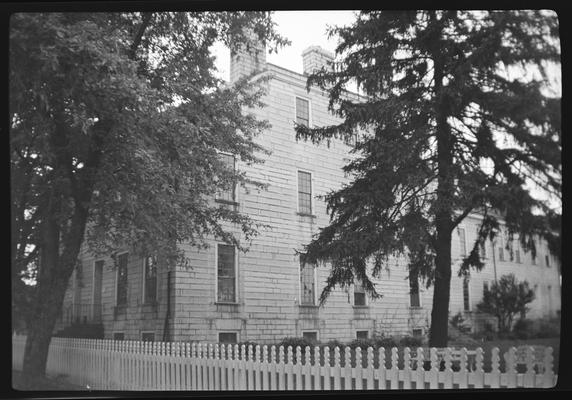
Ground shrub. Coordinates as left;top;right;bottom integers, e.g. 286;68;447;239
535;319;560;338
278;337;316;349
399;335;423;348
512;319;534;339
324;340;345;349
347;338;378;350
476;274;535;333
374;336;398;349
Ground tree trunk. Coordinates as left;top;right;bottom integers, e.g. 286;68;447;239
429;225;453;347
427;10;454;348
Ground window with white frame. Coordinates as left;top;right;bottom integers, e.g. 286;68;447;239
143;255;157;304
302;331;318;342
409;271;420;308
297;171;312;215
116;253;128;306
217;244;236;303
216;153;236;203
353;280;366;306
218;332;238;344
545;254;550;267
356;330;369;339
498;235;505;261
463;277;470;311
295;97;310;126
300;257;316;305
458;227;467;257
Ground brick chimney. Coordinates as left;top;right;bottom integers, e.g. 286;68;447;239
230;30;267;83
302;46;334;75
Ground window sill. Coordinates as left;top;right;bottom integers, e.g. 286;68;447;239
215;301;240;306
296;212;317;218
215;199;239;206
298;304;319;308
409;306;423;310
352;305;369;309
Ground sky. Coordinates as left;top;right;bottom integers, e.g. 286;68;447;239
213;11;358;81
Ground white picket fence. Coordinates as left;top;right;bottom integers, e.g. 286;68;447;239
12;335;557;390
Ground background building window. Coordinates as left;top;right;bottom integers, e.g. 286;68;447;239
218;332;238;344
483;281;489;295
409;271;420;307
216;154;236;202
463;278;470;311
531;252;537;265
296;97;310;126
217;245;236;302
412;328;423;337
116;253;128;306
498;236;505;261
354;281;366;306
356;330;369;339
515;249;521;264
141;332;155;342
458;228;466;257
144;256;157;304
298;171;312;214
545;254;550;267
113;332;124;341
300;258;316;305
302;331;318;342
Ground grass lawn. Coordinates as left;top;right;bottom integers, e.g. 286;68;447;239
12;370;86;391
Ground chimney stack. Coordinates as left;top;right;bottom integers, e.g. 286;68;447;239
230;30;267;83
302;46;334;75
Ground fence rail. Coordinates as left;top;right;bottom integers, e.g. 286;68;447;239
12;335;557;390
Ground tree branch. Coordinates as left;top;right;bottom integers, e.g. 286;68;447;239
128;12;153;61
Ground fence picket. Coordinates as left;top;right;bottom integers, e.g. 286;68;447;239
355;347;363;390
490;347;501;388
415;347;424;390
504;347;517;388
270;345;277;390
333;347;341;390
429;348;439;389
323;346;331;390
389;347;399;389
543;347;555;388
402;347;411;389
303;346;312;390
344;346;352;390
377;347;386;390
262;345;269;390
312;346;321;390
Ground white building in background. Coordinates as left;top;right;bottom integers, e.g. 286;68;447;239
56;37;561;344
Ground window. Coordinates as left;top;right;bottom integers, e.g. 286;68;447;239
218;332;238;344
458;228;466;257
545;254;550;267
113;332;124;341
353;281;367;306
216;154;236;202
141;332;155;342
463;278;470;311
297;171;312;215
409;272;420;308
483;281;489;295
531;252;537;265
300;257;316;305
515;249;521;264
498;236;505;262
412;328;423;337
217;244;236;303
143;256;157;304
302;331;318;342
116;253;128;306
356;330;369;339
295;97;310;126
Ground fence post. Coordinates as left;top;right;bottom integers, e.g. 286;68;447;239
378;347;386;390
365;347;374;389
333;347;341;390
389;347;399;389
429;348;439;389
504;347;517;388
312;346;321;390
279;346;286;390
343;346;352;390
402;347;411;389
490;347;501;388
295;346;303;390
542;347;555;388
303;346;312;390
443;347;453;389
473;347;484;388
262;345;269;390
323;346;331;390
524;346;535;388
458;348;468;388
270;345;277;390
355;347;363;390
415;347;424;390
255;345;262;391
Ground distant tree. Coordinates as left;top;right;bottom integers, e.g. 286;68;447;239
295;10;560;347
477;274;535;332
10;11;287;384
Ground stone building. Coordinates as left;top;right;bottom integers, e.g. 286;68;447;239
56;39;561;343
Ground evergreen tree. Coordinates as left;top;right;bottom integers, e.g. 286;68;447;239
295;10;560;347
10;11;287;385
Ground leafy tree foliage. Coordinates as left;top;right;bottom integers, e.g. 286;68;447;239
477;274;535;332
10;11;287;382
295;10;560;346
